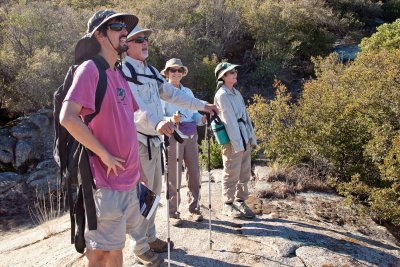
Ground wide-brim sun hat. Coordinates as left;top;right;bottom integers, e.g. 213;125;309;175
160;58;189;77
215;62;240;81
127;25;153;41
87;10;138;38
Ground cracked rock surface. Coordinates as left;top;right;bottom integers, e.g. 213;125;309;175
0;169;399;267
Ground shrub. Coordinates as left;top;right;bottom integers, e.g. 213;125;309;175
0;2;87;113
248;21;400;226
360;19;400;51
199;137;223;170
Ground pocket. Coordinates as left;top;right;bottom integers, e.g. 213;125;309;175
94;189;122;220
137;84;152;103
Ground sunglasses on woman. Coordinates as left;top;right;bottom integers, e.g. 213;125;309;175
168;68;184;73
107;23;127;32
128;36;149;44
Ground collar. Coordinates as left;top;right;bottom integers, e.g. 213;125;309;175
125;56;147;70
222;84;236;95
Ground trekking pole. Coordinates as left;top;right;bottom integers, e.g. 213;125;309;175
206;114;214;250
197;119;208;211
175;111;181;220
163;135;171;267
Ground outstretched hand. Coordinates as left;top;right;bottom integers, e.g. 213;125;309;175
203;103;219;117
99;153;126;177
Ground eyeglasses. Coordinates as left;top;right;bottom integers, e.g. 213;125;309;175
168;68;184;73
107;23;127;32
226;69;237;75
128;36;149;44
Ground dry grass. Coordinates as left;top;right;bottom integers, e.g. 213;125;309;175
255;162;333;199
28;177;65;238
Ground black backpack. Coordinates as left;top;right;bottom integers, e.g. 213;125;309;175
53;35;108;253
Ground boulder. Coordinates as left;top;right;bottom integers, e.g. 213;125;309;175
14;140;35;169
0;135;15;164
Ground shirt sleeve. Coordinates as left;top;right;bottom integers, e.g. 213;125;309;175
215;91;244;153
160;82;206;111
64;61;99;116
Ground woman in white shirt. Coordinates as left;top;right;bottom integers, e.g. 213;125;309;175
161;58;207;226
213;62;257;218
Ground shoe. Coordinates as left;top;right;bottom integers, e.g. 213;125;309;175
188;210;203;222
222;203;242;218
234;201;255;218
135;249;164;266
149;237;174;253
170;216;183;227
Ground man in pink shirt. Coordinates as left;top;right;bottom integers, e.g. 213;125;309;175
60;10;163;267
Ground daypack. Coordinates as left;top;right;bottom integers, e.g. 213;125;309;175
53;35;108;253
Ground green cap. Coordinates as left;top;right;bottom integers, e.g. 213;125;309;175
214;62;239;81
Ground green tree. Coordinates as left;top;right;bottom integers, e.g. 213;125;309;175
360;19;400;51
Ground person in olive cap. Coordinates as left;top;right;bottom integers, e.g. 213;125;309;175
213;62;257;219
59;10;157;266
121;25;218;258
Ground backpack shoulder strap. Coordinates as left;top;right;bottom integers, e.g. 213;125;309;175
84;56;108;124
147;65;164;84
124;61;143;85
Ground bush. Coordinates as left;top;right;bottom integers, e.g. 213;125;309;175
360;19;400;51
383;0;400;22
199;137;223;170
248;20;400;226
0;2;87;113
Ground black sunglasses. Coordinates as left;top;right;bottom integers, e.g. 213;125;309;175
128;36;149;44
107;23;127;32
168;68;184;73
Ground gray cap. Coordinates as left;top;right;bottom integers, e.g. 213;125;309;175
87;10;138;37
127;25;153;41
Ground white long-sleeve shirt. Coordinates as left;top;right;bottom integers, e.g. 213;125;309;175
214;85;257;153
122;57;206;147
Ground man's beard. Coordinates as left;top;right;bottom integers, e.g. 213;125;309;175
116;44;128;54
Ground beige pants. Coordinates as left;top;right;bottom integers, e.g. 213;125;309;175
129;142;163;254
167;133;201;216
221;142;251;203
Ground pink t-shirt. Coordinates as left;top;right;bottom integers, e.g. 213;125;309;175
65;60;140;191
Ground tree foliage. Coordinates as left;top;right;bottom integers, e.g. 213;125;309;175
0;0;388;113
248;19;400;226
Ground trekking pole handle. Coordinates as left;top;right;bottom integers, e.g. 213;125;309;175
173;130;184;144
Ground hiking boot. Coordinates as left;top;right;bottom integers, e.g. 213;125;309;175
149;238;174;253
234;201;255;218
135;249;164;266
222;203;242;218
170;216;183;227
188;210;203;222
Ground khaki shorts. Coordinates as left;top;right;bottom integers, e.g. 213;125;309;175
85;187;141;251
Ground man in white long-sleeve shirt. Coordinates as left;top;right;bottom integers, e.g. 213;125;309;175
121;25;217;262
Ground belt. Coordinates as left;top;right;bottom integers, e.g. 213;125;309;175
138;131;160;160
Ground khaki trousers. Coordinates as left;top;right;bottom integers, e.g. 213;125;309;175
129;142;162;254
221;142;251;203
167;133;201;216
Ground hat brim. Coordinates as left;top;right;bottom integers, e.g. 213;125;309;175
88;13;138;37
127;29;153;41
161;64;189;77
217;64;240;80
